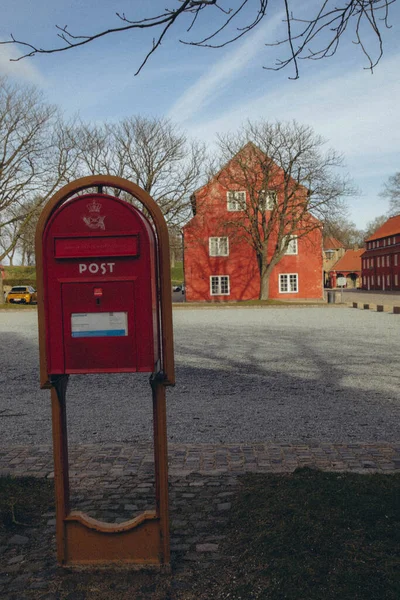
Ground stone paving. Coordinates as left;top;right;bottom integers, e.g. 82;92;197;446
0;442;399;599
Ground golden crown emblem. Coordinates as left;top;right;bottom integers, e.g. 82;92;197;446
87;199;102;213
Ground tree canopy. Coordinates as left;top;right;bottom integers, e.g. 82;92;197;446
1;0;395;79
381;172;400;216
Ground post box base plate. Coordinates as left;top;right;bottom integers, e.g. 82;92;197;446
62;510;169;567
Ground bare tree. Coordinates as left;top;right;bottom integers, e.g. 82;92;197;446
0;1;394;79
0;78;79;302
112;116;205;227
381;172;400;216
212;121;351;299
363;214;388;239
73;121;124;179
323;215;365;248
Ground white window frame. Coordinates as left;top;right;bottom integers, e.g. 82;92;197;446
387;255;390;267
395;274;398;286
210;275;230;296
395;254;398;266
282;235;298;255
279;273;298;294
377;275;381;285
209;237;229;257
387;274;390;286
227;191;246;212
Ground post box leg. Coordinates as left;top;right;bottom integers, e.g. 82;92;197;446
50;375;70;564
151;378;170;565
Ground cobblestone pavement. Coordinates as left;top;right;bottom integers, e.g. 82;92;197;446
0;442;399;598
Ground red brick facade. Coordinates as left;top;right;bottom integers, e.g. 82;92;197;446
183;150;323;302
361;215;400;291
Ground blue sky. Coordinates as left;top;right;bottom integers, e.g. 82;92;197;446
1;0;399;229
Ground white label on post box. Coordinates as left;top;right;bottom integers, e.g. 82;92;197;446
71;312;128;337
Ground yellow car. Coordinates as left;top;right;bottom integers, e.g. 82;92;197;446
6;285;37;304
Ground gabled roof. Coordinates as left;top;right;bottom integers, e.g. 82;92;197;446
323;237;344;250
366;215;400;241
191;141;309;203
331;249;364;272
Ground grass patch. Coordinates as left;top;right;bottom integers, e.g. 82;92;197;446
205;468;400;600
0;475;54;530
4;266;36;279
171;261;183;285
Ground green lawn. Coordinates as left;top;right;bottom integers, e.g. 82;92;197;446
171;261;183;285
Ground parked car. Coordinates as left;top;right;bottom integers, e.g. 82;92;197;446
6;285;37;304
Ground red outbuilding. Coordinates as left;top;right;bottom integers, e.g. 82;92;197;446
361;215;400;291
329;248;363;288
183;145;323;302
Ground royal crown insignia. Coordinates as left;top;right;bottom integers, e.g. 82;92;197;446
83;198;105;230
87;199;102;213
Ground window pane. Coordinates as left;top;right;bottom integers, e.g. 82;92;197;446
280;275;288;292
220;238;228;255
221;276;229;294
289;274;298;292
211;277;219;294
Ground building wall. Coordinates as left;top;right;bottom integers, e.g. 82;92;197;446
184;178;323;302
361;234;400;291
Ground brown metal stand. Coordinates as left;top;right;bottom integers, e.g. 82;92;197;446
50;375;70;564
49;375;170;567
151;376;170;564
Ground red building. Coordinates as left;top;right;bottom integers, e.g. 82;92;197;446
361;215;400;291
183;146;323;302
329;249;363;288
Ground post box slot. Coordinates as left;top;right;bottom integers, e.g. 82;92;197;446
54;235;139;259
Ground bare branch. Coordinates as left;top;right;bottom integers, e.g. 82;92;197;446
0;1;394;78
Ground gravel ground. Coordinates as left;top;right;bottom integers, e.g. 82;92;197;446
0;307;399;446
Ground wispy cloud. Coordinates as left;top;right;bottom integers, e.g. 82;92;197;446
167;11;284;124
186;52;400;162
0;43;45;84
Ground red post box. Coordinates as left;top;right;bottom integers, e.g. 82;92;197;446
42;193;160;375
36;176;174;568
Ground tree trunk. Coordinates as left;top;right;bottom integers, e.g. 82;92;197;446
257;253;272;300
259;268;271;300
0;277;4;305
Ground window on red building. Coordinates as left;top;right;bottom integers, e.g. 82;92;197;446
210;275;230;295
282;235;298;255
227;191;246;211
209;237;229;257
279;273;298;293
259;190;277;211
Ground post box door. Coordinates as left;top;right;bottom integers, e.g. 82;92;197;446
62;281;138;373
